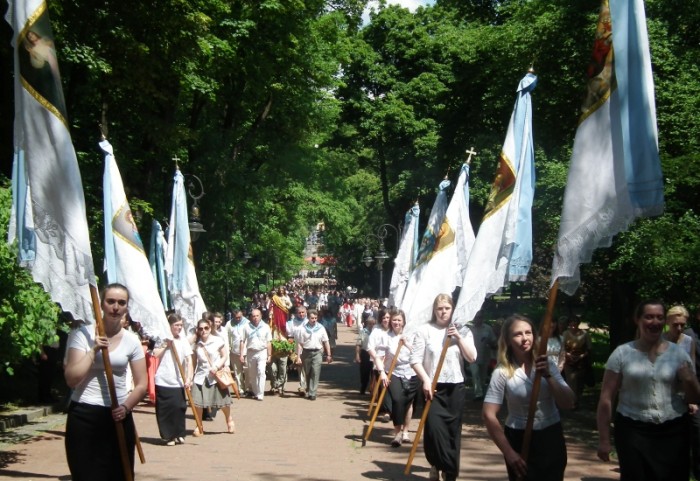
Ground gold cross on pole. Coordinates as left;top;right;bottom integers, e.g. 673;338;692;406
465;147;477;164
172;155;180;169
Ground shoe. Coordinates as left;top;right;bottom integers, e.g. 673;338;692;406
380;413;391;422
245;391;254;398
227;417;236;434
308;395;316;400
255;396;263;401
441;472;457;481
192;428;203;437
390;432;402;448
165;439;176;446
176;437;185;444
429;466;439;481
401;432;410;444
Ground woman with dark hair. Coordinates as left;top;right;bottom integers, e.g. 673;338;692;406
368;308;392;421
410;294;477;481
64;283;146;481
597;300;700;481
483;315;574;481
153;313;193;445
191;318;234;436
374;309;418;447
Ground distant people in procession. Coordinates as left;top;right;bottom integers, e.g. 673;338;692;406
562;315;592;408
64;283;146;481
355;316;376;395
410;294;477;481
482;315;575;481
597;300;700;481
293;309;332;400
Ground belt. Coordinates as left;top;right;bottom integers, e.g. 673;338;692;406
303;348;320;352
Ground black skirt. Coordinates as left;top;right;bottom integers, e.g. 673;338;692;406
65;402;136;481
504;422;567;481
155;385;187;440
424;383;466;476
614;412;690;481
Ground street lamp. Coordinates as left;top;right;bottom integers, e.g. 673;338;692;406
185;173;206;242
362;224;399;298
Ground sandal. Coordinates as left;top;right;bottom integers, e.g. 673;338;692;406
192;427;203;437
227;417;236;434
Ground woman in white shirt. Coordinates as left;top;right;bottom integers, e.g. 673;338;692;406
367;309;392;420
410;294;477;481
597;300;700;481
483;314;574;481
191;318;234;436
64;283;147;481
153;313;193;445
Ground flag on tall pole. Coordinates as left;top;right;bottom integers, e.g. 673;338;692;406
101;139;170;340
6;0;96;323
403;164;475;327
165;168;207;333
551;0;664;294
454;72;537;324
388;202;420;309
149;220;170;311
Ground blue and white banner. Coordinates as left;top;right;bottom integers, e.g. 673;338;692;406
455;72;537;324
149;220;170;311
388;202;420;309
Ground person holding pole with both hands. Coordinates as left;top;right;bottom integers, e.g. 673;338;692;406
64;283;146;481
409;294;477;481
482;314;574;481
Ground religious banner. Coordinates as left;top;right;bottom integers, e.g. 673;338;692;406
6;0;96;323
551;0;664;294
149;220;170;311
388;202;420;309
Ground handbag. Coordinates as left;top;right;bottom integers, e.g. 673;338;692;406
200;345;238;394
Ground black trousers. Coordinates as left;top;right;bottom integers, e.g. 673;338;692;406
388;375;418;426
424;383;465;476
155;385;187;440
615;412;690;481
65;402;136;481
504;422;567;481
359;349;372;394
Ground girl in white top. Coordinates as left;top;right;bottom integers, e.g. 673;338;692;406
665;305;695;368
153;313;193;445
483;315;574;481
409;294;477;481
597;300;700;481
367;309;392;418
64;283;146;481
374;309;418;447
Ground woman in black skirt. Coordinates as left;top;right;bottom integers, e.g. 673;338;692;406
153;313;193;445
64;283;147;481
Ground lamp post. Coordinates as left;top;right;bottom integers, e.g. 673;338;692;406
362;224;399;299
185;173;206;242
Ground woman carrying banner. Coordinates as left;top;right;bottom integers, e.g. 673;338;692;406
374;308;419;447
597;300;700;481
482;314;574;481
192;318;234;435
64;283;146;481
152;313;193;445
410;294;477;481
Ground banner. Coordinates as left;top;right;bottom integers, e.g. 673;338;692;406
388;202;420;309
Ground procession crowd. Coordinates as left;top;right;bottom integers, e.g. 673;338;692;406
61;282;700;481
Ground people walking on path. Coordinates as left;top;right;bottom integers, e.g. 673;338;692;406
226;309;250;395
355;316;375;395
240;309;272;401
286;306;309;395
293;309;332;400
410;294;477;481
152;312;193;445
469;311;497;401
63;283;147;481
483;314;574;481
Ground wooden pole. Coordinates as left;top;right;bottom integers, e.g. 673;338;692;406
89;286;134;481
169;343;204;435
363;339;404;444
134;426;145;463
367;369;382;415
405;330;452;475
520;280;560;462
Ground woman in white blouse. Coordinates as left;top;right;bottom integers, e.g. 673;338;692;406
482;314;574;481
597;300;700;481
410;294;476;481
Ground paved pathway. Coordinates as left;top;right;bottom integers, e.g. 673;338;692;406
0;324;620;480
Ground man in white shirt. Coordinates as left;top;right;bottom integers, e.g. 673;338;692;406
293;309;332;400
227;309;250;395
239;309;272;401
286;306;308;395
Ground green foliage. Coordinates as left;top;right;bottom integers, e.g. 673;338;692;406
0;181;62;375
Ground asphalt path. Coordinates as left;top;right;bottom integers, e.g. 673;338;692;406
0;323;620;480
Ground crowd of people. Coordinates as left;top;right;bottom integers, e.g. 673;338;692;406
61;281;700;481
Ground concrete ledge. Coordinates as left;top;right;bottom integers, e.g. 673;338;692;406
0;405;59;432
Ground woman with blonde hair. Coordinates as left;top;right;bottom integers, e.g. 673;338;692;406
665;305;695;368
410;294;477;481
483;314;574;481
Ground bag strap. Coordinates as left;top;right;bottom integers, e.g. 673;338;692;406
198;343;219;371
